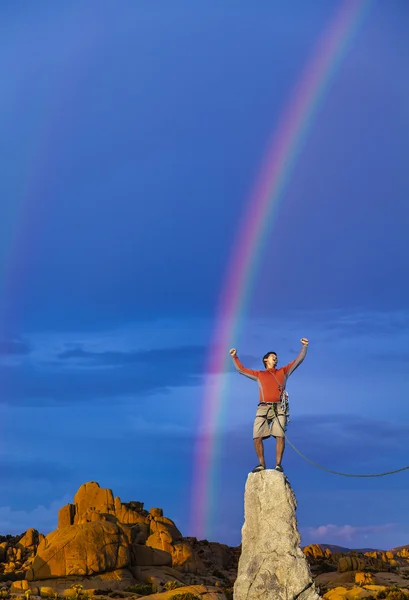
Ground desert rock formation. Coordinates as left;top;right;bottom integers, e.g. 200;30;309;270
234;470;320;600
1;481;237;594
1;482;409;600
27;482;192;582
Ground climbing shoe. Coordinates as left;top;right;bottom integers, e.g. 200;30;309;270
275;465;284;473
251;464;265;473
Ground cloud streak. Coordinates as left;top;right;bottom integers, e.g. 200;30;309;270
0;342;209;405
303;523;396;542
0;458;74;484
56;344;206;366
0;338;30;356
0;496;71;536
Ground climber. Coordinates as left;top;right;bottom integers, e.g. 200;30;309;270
229;338;308;473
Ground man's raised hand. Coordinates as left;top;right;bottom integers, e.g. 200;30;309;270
300;338;309;346
229;348;237;357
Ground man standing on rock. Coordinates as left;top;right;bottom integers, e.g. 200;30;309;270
229;339;308;473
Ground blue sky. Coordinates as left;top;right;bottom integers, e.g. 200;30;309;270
0;0;408;551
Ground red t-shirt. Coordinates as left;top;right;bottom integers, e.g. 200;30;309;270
232;346;307;403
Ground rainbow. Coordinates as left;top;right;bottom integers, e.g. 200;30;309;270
191;0;372;540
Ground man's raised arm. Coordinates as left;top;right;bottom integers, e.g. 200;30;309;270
282;338;309;377
229;348;259;381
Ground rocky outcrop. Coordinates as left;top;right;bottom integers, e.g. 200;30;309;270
234;470;320;600
337;553;397;574
393;545;409;562
322;585;390;600
26;482;205;582
187;538;240;583
364;550;398;567
57;482;149;529
305;546;400;577
304;545;332;560
0;529;44;579
303;545;337;576
27;521;131;579
354;572;375;586
337;557;366;573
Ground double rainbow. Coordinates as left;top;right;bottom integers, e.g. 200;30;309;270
191;0;372;541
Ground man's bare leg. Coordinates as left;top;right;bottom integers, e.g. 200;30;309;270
254;438;265;468
276;437;285;467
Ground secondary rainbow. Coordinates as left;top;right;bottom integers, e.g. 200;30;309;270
191;0;372;540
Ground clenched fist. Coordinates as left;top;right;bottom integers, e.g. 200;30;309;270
229;348;237;357
300;338;309;346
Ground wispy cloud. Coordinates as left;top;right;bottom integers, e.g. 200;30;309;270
0;457;74;484
0;341;208;405
56;344;206;367
0;338;30;356
0;495;71;535
303;523;396;543
128;415;191;435
0;362;202;405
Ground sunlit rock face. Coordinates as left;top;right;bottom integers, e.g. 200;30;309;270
234;470;320;600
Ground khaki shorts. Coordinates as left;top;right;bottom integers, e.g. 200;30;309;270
253;403;287;439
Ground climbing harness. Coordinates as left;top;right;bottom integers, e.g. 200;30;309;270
267;370;290;421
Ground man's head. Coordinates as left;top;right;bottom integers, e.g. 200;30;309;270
262;352;277;369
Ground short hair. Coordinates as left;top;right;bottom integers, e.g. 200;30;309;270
262;351;277;367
